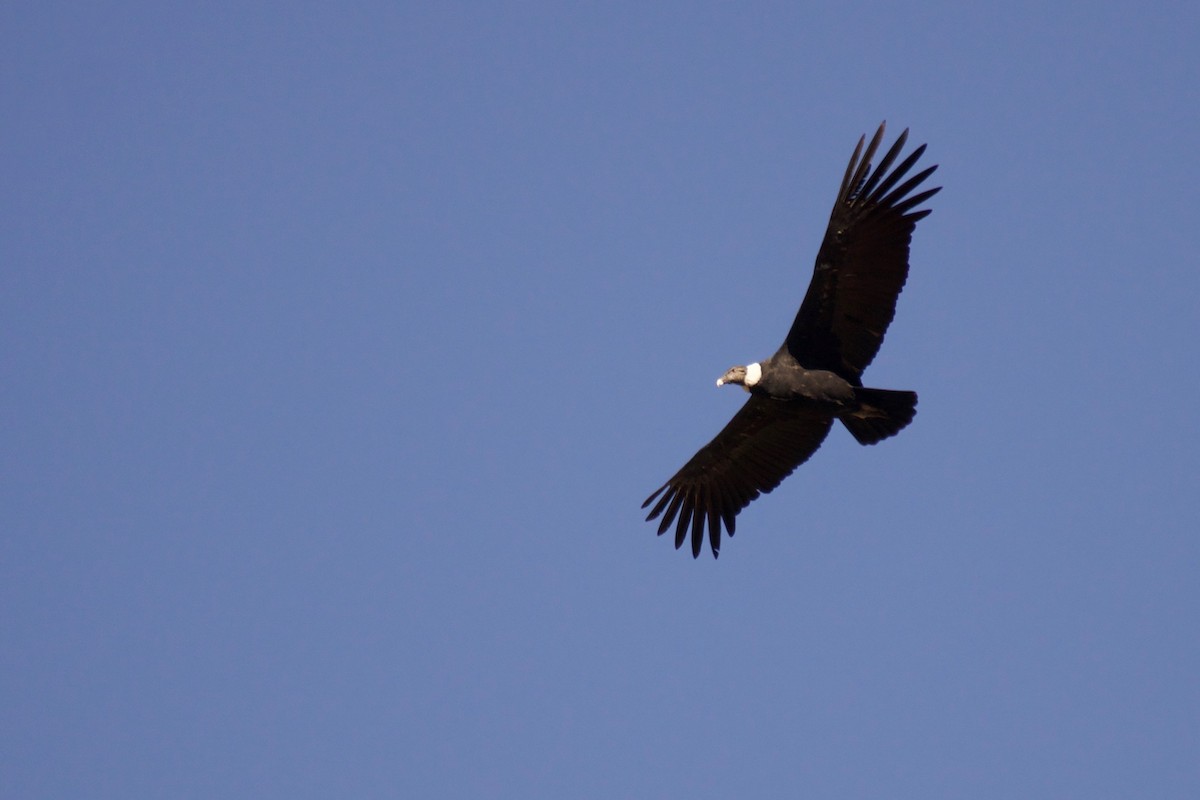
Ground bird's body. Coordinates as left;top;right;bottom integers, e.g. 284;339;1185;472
727;357;855;408
644;123;939;558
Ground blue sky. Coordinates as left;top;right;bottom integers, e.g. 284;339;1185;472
4;2;1199;797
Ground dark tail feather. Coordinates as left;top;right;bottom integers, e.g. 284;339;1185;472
842;388;917;445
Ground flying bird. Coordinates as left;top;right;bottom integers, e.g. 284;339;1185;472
643;123;939;558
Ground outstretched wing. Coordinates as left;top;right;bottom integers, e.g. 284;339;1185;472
785;123;940;381
642;396;834;558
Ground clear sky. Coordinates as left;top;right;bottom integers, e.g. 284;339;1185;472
4;2;1199;797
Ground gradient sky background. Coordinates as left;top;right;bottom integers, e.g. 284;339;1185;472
4;2;1199;798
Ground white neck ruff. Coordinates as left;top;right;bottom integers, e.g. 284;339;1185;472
744;362;762;387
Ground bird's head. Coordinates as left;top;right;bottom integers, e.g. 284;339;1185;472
716;362;761;392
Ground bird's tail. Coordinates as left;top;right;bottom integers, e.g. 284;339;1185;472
842;388;918;445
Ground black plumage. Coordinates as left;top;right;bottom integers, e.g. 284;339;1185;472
643;123;940;558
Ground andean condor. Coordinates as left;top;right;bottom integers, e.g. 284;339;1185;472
643;123;940;558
